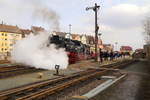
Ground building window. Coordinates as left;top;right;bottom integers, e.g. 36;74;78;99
1;48;3;51
5;34;7;36
2;33;4;36
5;38;7;40
10;44;13;46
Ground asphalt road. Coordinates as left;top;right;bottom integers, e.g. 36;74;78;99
91;60;150;100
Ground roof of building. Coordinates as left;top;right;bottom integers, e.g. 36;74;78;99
71;34;81;39
53;31;66;37
121;46;132;51
102;44;114;51
87;35;95;41
103;44;112;46
20;29;32;35
0;24;46;36
31;26;45;32
0;24;21;33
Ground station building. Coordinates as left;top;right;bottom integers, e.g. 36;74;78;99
144;44;150;59
0;24;46;60
120;46;133;55
0;24;22;59
102;44;114;52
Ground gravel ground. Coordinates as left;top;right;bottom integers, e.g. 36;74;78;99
90;60;150;100
0;69;79;91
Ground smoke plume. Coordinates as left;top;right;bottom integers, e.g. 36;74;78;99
11;32;68;70
32;4;60;31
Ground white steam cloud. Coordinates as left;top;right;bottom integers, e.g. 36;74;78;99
11;32;68;70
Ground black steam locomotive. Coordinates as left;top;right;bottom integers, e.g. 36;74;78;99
49;35;90;64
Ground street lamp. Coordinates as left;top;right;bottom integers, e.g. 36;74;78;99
86;3;100;62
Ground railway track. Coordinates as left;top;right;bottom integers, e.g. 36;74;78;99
0;65;21;72
0;59;135;79
0;65;44;79
0;69;106;100
0;60;136;100
102;60;136;69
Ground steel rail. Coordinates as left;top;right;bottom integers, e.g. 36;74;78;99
0;65;42;79
0;69;98;100
16;70;107;100
0;60;136;100
0;66;23;72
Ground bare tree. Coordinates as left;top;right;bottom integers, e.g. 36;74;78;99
144;17;150;44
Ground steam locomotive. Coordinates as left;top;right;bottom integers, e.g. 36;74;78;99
49;35;90;64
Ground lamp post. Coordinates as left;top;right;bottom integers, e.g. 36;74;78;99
68;24;72;39
86;3;100;62
115;42;118;51
69;24;72;34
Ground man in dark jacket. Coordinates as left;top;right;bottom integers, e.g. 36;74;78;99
99;49;103;63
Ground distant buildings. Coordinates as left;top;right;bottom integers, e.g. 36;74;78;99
135;48;144;53
120;46;133;54
0;24;118;60
31;26;45;34
102;44;114;52
72;34;81;41
0;24;22;59
0;24;45;60
144;44;150;59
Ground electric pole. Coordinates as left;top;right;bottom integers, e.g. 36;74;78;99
86;3;100;62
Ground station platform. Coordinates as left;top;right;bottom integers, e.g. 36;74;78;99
90;60;150;100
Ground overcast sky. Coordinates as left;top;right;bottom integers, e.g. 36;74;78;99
0;0;150;50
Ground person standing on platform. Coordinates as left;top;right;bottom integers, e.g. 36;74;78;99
110;50;114;61
99;49;103;63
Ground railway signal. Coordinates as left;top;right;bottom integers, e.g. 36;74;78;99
86;3;100;62
54;65;60;75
